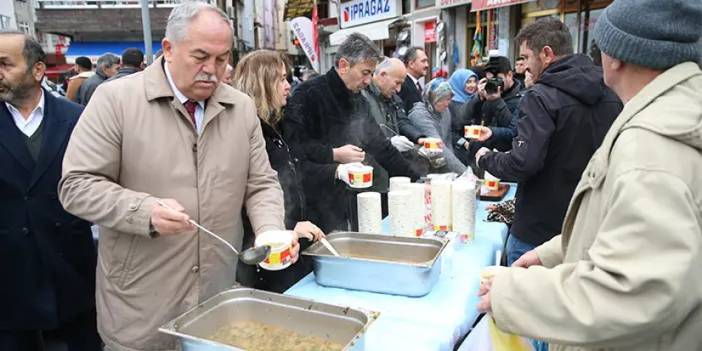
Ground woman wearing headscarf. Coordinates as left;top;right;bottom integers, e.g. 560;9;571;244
447;69;479;120
407;78;467;174
232;50;325;293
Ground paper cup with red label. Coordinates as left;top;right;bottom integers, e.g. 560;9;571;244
484;170;501;191
464;125;483;139
422;137;444;152
347;164;373;189
255;230;295;271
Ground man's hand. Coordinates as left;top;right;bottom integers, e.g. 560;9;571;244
390;135;415;152
333;144;365;163
475;147;490;166
294;221;325;241
477;275;494;314
511;249;542;268
290;235;300;264
524;70;534;89
151;199;194;235
335;162;363;186
476;127;493;142
477;78;502;101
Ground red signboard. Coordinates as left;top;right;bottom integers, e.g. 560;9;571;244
471;0;534;12
424;21;436;43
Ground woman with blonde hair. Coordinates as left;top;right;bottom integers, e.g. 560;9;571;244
232;50;324;292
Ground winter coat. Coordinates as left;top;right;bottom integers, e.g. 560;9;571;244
58;57;285;350
1;90;96;330
283;68;420;233
454;79;523;156
478;54;622;246
76;67;109;105
237;119;313;293
491;61;702;351
66;71;94;102
106;66;140;82
408;101;466;174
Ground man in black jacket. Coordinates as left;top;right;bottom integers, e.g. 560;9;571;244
106;47;143;82
398;47;429;113
0;31;99;351
284;33;420;233
454;55;523;165
475;18;622;265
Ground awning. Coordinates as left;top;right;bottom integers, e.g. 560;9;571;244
65;41;162;63
329;19;396;46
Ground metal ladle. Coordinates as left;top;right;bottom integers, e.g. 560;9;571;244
156;200;271;265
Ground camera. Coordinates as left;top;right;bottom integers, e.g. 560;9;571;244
484;77;504;95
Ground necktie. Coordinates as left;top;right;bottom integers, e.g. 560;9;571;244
183;100;197;126
416;81;422;93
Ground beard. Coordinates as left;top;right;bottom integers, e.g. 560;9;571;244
0;74;35;106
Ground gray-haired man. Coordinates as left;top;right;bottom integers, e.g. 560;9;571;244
283;33;421;233
76;52;119;105
59;2;292;350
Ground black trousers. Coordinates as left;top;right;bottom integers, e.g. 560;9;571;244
0;309;101;351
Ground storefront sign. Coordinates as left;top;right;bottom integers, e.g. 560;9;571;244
471;0;534;12
424;21;436;43
339;0;401;28
437;0;471;9
290;16;320;72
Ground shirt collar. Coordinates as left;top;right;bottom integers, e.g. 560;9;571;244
164;61;205;108
409;74;421;86
5;88;45;120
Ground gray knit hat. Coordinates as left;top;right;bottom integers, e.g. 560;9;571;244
593;0;702;70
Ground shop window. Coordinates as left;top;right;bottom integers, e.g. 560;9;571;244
416;0;434;10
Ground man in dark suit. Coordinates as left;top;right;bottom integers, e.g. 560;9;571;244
0;31;100;351
398;46;429;113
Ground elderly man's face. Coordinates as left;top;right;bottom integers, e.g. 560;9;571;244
103;64;119;78
163;10;232;101
0;34;43;105
338;58;376;93
376;68;406;98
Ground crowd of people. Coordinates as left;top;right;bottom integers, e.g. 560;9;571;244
0;0;700;350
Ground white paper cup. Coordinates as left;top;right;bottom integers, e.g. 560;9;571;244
255;230;295;271
464;125;482;139
484;171;501;191
347;164;373;189
422;137;444;151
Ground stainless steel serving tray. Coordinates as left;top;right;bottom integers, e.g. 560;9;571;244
159;287;378;351
302;232;447;297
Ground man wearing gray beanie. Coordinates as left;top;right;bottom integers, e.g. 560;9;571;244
476;1;702;351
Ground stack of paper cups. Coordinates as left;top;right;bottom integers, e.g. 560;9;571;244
403;183;426;237
389;176;411;192
452;179;477;243
357;192;382;233
431;179;452;232
388;190;413;236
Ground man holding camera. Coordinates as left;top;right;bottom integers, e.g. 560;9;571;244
475;18;622;265
454;56;522;164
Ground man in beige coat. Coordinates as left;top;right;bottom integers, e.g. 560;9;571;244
478;1;702;350
59;3;295;350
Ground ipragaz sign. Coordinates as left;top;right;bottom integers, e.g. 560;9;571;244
339;0;400;28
